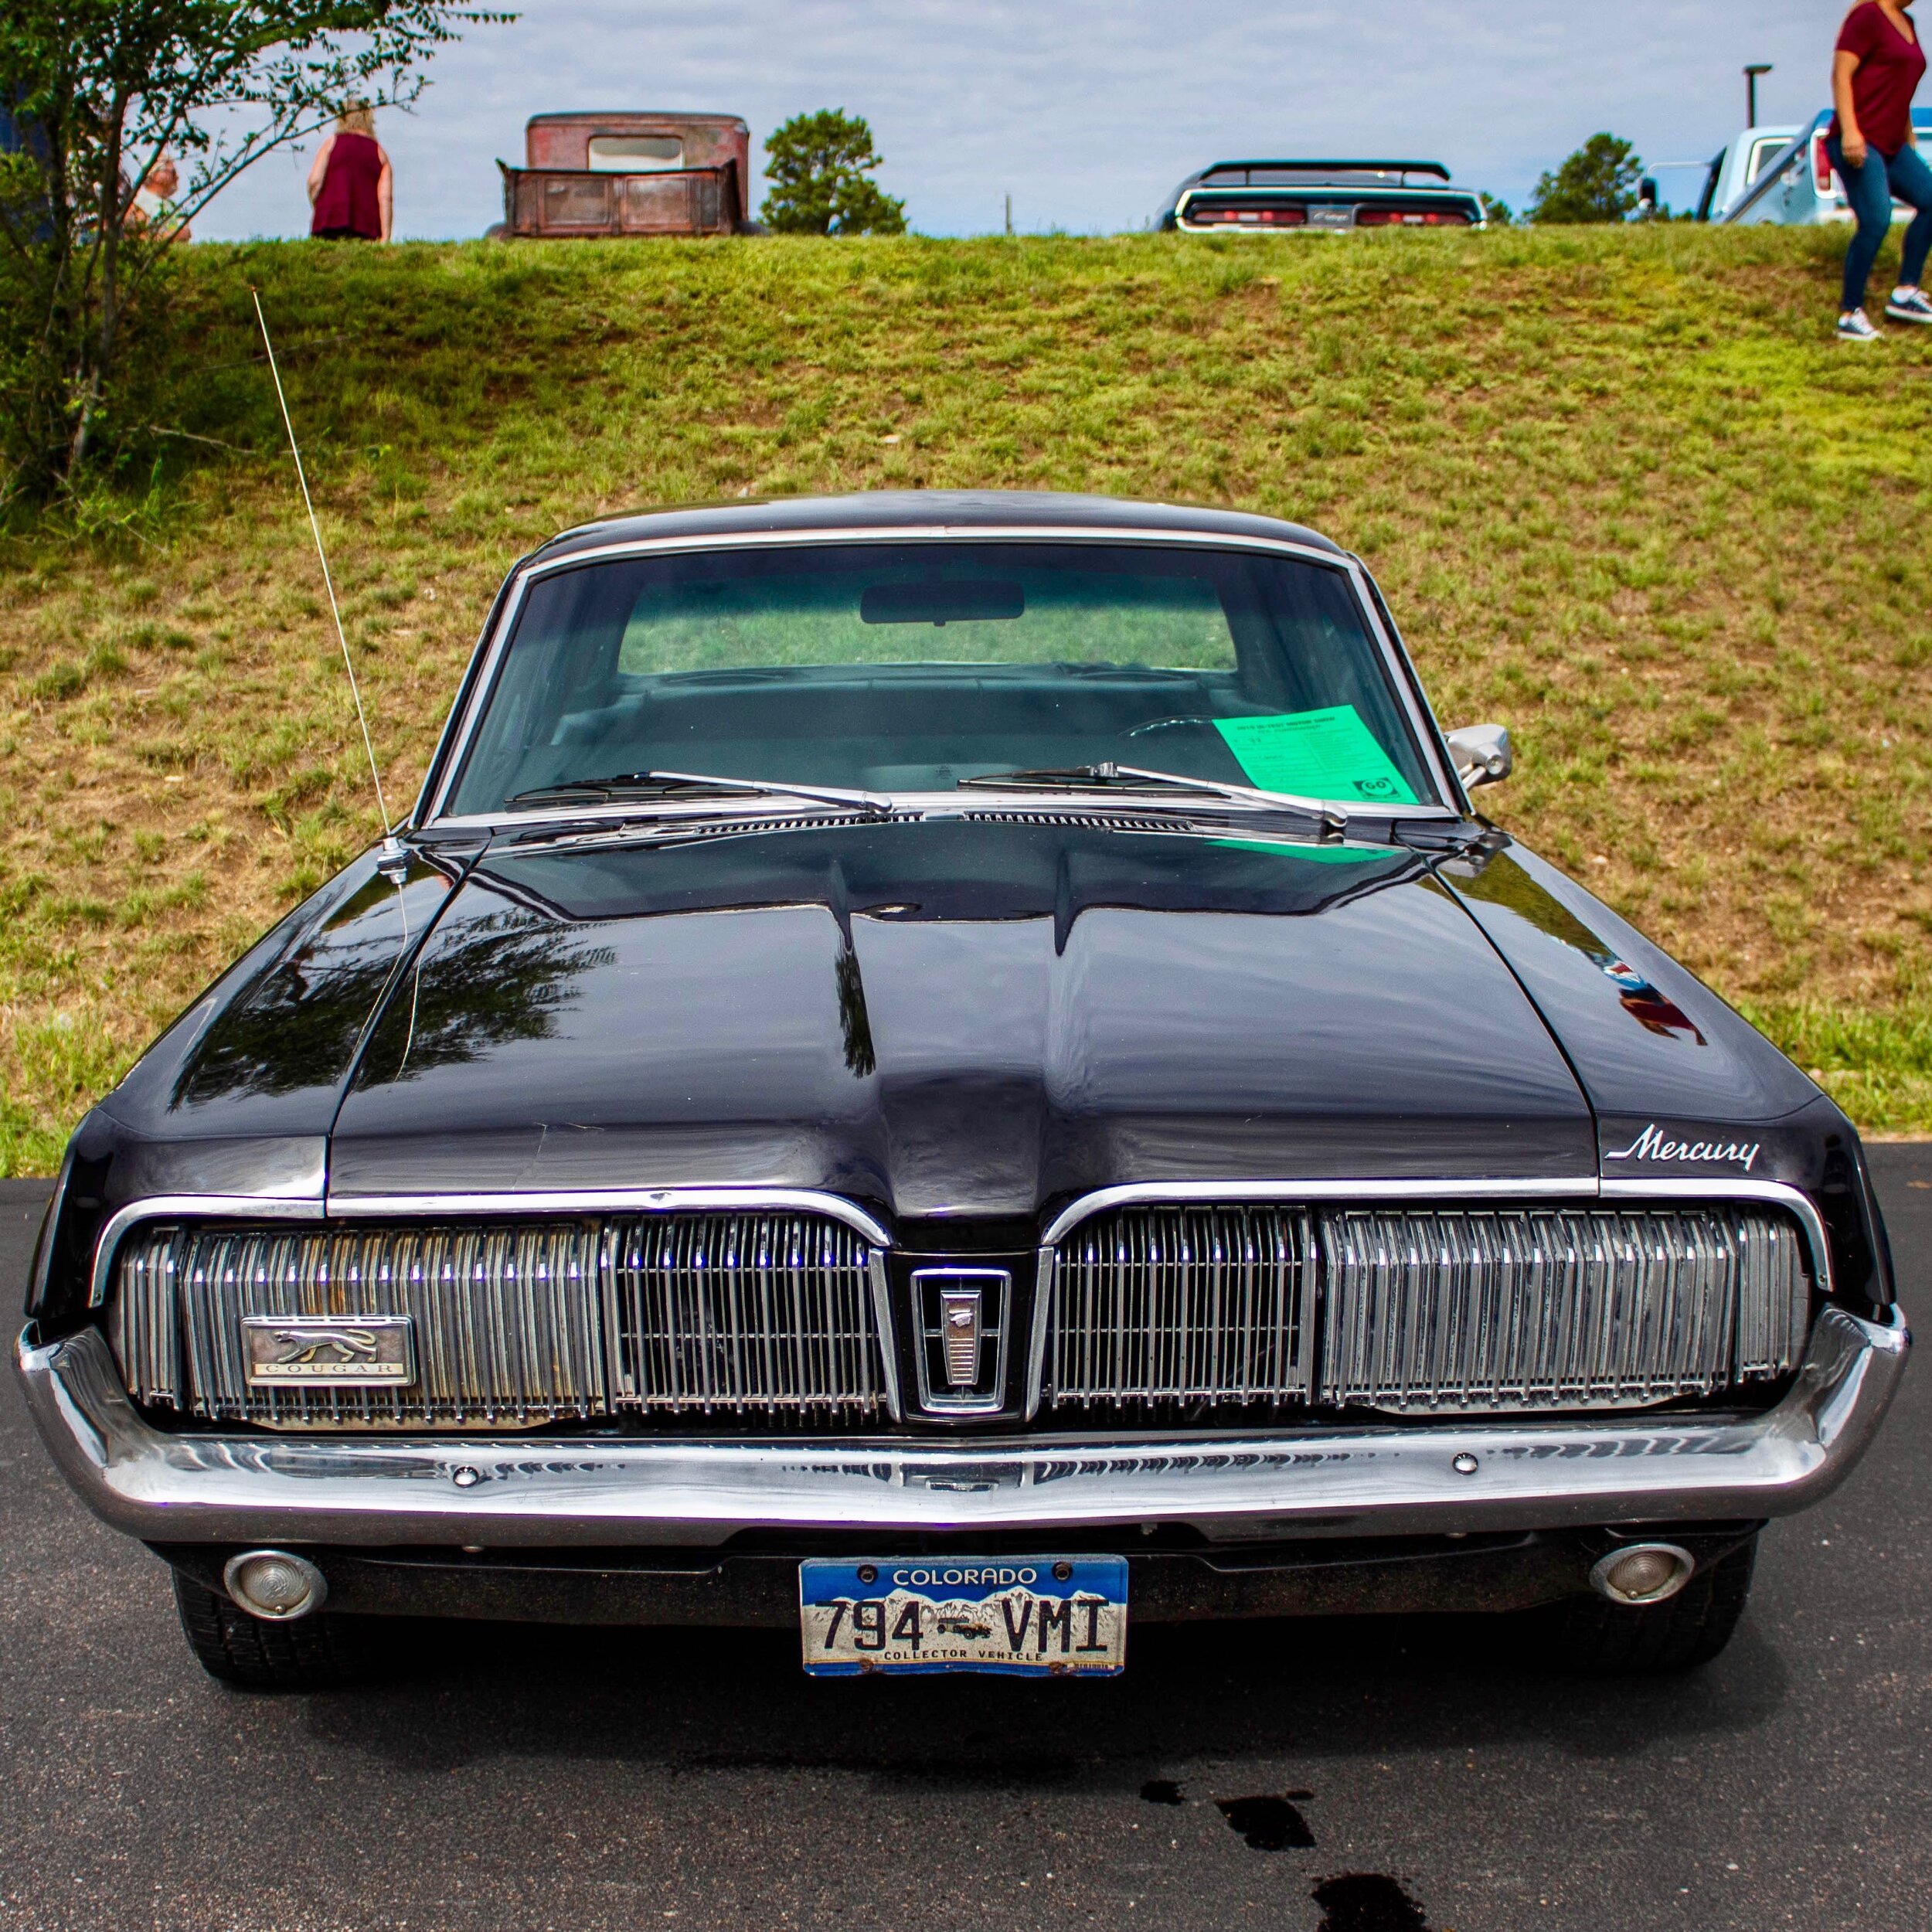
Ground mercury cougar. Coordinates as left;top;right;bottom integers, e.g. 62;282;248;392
17;492;1909;1688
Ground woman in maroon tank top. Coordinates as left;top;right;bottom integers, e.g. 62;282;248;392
307;102;393;241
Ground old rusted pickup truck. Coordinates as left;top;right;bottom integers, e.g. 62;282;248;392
496;112;750;239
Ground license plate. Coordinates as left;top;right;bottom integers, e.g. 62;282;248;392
799;1555;1127;1676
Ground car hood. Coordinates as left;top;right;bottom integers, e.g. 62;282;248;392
324;818;1596;1216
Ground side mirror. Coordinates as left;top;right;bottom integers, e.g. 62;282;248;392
1445;723;1512;789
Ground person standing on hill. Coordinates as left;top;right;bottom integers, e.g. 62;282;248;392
1831;0;1932;339
306;101;393;242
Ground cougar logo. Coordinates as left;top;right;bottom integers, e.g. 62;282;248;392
270;1326;382;1366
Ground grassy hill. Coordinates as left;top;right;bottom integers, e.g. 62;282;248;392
1;225;1929;1173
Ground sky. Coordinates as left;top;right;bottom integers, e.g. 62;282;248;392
196;0;1854;241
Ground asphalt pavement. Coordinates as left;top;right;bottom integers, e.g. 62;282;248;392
2;1153;1926;1932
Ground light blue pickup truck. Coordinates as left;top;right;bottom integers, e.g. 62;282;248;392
1690;107;1932;224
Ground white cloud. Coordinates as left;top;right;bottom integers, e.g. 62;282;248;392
193;0;1843;240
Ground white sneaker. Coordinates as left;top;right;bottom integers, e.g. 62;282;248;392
1885;287;1932;323
1838;308;1883;342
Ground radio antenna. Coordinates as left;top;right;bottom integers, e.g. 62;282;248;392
252;287;400;861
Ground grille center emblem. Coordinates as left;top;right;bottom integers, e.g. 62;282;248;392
940;1288;981;1388
910;1267;1011;1415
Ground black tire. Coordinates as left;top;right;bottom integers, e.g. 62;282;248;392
1535;1536;1757;1675
172;1573;376;1690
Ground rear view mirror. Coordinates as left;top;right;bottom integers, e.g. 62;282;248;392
1445;723;1512;789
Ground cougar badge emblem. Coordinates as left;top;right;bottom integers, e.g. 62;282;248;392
242;1314;415;1386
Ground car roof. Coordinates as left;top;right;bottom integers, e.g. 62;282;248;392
534;491;1349;562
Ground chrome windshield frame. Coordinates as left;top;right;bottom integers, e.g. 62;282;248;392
413;525;1467;832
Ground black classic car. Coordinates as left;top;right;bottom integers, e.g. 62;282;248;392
19;492;1908;1688
1157;160;1485;233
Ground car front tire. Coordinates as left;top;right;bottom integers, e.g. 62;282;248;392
1535;1536;1758;1675
172;1573;377;1689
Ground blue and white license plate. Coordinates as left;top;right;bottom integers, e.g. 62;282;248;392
799;1555;1128;1676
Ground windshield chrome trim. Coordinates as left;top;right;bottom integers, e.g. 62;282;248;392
1347;560;1468;810
420;524;1455;827
430;790;1464;838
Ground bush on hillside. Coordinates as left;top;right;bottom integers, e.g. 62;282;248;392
761;110;906;236
0;0;498;512
1527;134;1644;223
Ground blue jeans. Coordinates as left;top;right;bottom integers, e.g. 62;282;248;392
1830;134;1932;311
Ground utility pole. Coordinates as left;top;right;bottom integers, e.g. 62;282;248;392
1005;193;1013;236
1745;63;1772;129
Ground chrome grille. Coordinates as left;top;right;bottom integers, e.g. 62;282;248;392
108;1212;886;1430
1039;1201;1811;1419
607;1213;886;1420
111;1223;607;1427
1044;1206;1314;1410
1317;1206;1811;1413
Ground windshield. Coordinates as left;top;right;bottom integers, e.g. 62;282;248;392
444;542;1437;816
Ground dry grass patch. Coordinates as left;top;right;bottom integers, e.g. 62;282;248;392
1;227;1928;1169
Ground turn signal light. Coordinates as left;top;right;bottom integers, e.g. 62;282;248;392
1589;1543;1695;1606
223;1549;328;1621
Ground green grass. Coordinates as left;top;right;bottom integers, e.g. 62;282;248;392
1;225;1929;1171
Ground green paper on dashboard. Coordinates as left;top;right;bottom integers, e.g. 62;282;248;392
1210;840;1391;863
1213;706;1420;805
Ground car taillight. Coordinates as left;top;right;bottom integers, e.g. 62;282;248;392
1185;201;1308;226
1356;206;1473;227
1814;133;1834;195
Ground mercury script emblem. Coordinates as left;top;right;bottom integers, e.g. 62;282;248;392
1607;1123;1760;1171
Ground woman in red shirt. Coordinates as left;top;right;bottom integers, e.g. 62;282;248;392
1830;0;1932;338
306;101;393;243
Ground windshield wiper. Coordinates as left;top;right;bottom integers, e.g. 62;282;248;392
958;762;1349;832
505;769;896;820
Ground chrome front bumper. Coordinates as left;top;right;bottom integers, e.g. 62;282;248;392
17;1308;1910;1549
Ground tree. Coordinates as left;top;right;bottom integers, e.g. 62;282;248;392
0;2;510;507
1526;134;1645;224
760;110;905;236
1478;192;1515;228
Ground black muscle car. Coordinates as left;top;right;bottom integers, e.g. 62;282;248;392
18;492;1908;1688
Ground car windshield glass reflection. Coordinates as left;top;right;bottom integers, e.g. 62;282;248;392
446;543;1435;815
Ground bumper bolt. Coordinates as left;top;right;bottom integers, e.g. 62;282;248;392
1452;1453;1480;1475
451;1465;482;1488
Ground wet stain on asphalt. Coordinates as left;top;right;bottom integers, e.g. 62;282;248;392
1214;1792;1316;1850
1312;1872;1430;1931
1139;1778;1185;1805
